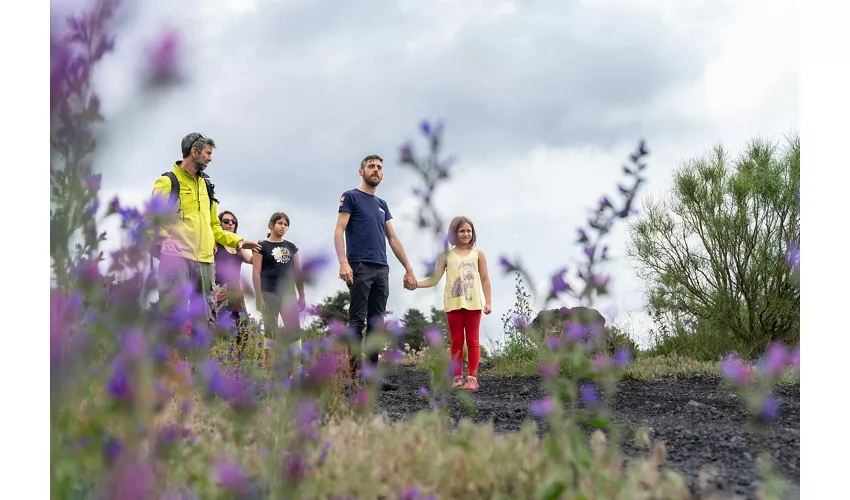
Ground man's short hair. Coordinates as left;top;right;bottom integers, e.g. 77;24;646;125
360;154;383;169
182;133;216;157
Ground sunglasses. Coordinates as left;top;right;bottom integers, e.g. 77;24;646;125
188;133;207;153
221;218;237;224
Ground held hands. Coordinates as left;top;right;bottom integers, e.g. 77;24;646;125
403;270;417;291
298;296;307;312
256;297;266;313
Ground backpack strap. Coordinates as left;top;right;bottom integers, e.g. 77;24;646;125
200;172;218;208
161;171;180;213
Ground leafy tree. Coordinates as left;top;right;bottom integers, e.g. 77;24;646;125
427;305;449;338
628;134;800;355
309;289;350;329
307;289;393;334
400;308;429;351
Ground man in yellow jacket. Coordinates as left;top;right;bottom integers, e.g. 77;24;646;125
152;132;262;324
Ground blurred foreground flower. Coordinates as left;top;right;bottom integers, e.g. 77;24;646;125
146;28;183;87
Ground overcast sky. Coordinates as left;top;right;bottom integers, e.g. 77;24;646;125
88;0;799;349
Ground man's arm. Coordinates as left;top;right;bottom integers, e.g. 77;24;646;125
210;200;243;248
209;200;261;251
385;220;416;290
335;212;352;283
151;176;175;240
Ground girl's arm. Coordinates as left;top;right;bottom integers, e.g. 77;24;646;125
239;247;253;264
416;252;448;289
252;250;264;311
292;251;306;309
478;250;492;313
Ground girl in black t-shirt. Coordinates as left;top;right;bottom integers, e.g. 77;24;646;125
252;212;307;372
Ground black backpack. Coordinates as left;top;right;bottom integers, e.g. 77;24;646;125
150;171;218;260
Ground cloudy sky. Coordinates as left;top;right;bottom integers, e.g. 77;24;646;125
87;0;799;349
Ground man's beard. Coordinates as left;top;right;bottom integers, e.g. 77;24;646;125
364;175;381;187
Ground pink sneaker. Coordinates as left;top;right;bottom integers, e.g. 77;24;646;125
462;376;479;391
452;376;465;388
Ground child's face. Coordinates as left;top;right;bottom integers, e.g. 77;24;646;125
456;223;473;246
271;218;289;236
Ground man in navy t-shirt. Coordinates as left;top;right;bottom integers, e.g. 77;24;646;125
334;154;417;391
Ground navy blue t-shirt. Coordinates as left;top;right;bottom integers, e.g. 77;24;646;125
338;188;392;265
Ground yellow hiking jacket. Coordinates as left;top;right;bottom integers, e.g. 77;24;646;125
152;162;243;264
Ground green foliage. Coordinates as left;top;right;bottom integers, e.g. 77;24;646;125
309;289;350;329
400;307;429;351
628;134;800;358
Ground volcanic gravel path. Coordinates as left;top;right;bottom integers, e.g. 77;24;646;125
373;365;800;500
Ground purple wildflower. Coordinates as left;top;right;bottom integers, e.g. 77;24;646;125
355;389;370;408
319;441;332;464
295;400;320;435
512;316;529;330
546;336;562;350
564;321;586;343
385;318;406;338
592;354;610;371
121;328;145;360
51;290;81;373
425;327;443;347
791;345;799;371
759;393;780;421
530;396;555;417
761;342;789;377
199;359;225;395
328;318;348;337
614;346;632;367
418;386;430;397
499;256;517;272
721;354;752;385
550;268;569;294
580;382;599;405
537;362;558;379
214;311;236;333
401;487;421;500
216;459;249;496
157;425;182;448
147;29;181;84
300;253;331;283
102;437;123;465
145;192;178;217
107;460;156;500
107;357;133;404
383;348;404;365
285;454;305;482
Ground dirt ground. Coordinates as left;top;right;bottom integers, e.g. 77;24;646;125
374;365;800;500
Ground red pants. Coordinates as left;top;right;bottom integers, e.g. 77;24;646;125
446;308;482;378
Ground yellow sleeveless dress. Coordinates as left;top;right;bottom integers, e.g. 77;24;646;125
443;248;482;312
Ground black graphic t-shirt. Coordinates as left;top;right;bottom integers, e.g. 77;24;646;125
258;239;299;294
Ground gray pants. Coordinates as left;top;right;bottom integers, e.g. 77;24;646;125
157;254;215;323
261;290;300;349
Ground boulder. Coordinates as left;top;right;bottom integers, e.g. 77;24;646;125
531;306;606;333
